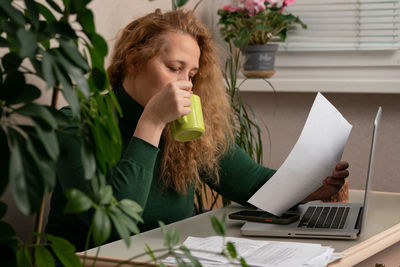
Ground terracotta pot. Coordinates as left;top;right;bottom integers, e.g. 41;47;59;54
241;44;279;78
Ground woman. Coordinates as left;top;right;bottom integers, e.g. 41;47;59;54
46;9;349;251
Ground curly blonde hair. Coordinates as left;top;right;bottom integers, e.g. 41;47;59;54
107;9;234;193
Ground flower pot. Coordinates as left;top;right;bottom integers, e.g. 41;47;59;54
241;44;279;78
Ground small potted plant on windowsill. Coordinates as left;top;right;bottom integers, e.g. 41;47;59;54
218;0;306;78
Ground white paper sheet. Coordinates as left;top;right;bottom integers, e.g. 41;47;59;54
163;236;340;267
248;92;352;216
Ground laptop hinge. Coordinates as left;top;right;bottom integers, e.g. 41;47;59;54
355;207;364;231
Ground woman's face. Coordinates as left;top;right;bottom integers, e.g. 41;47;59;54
125;32;201;107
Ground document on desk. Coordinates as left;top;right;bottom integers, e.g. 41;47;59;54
162;236;341;267
248;92;352;216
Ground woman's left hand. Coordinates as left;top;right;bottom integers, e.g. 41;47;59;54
302;161;349;203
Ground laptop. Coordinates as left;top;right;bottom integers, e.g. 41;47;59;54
241;107;382;240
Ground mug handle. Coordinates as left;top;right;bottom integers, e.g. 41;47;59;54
178;115;188;124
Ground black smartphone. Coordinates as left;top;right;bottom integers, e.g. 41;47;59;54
229;210;299;225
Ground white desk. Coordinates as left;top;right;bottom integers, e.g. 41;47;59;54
83;190;400;266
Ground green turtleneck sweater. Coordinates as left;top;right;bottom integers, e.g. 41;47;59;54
46;84;276;251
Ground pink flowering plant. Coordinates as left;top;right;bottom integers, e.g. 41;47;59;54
218;0;306;47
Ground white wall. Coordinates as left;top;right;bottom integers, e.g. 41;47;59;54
241;92;400;193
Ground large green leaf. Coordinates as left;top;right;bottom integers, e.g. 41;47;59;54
35;246;55;267
90;33;107;58
226;241;237;259
99;185;113;205
6;84;41;105
37;3;56;23
41;51;56;89
80;141;96;180
16;247;33;267
119;199;143;224
54;50;89;97
15;103;57;129
59;39;89;71
9;134;30;214
9;132;43;215
89;67;106;92
24;0;40;29
179;246;201;267
116;207;140;235
17;28;38;58
0;0;26;26
77;8;95;35
2;52;22;71
46;234;80;267
210;215;226;236
1;70;25;104
32;123;59;160
24;132;56;190
109;208;130;247
49;21;77;39
53;64;80;116
64;188;93;213
92;208;111;246
45;0;63;13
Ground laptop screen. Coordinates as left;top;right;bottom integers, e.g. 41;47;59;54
359;107;382;234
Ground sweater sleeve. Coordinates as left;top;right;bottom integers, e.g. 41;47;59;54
55;108;159;224
207;144;276;206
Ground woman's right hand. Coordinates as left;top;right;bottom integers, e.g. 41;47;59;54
143;80;193;126
133;80;193;147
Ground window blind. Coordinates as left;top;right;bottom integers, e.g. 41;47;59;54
280;0;400;51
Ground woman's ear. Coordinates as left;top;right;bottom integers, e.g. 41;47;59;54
127;64;136;75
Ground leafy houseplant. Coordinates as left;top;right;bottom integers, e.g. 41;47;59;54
0;0;247;266
0;0;145;265
218;0;306;78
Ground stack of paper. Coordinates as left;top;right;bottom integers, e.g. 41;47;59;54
163;236;343;267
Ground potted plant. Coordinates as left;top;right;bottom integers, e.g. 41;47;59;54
0;1;246;266
218;0;307;78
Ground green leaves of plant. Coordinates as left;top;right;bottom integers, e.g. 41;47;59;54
2;52;22;71
17;28;37;58
35;246;55;267
0;0;26;26
9;133;44;215
226;241;237;258
210;214;226;236
171;0;190;10
46;234;81;267
92;208;111;246
17;103;58;129
64;188;93;213
159;221;180;249
119;199;143;222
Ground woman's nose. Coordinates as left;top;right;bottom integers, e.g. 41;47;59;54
178;72;190;81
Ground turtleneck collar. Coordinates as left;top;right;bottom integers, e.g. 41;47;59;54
113;83;143;130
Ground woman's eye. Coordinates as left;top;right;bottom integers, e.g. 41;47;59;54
168;66;179;72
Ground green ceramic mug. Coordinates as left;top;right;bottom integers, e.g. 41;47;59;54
170;94;205;142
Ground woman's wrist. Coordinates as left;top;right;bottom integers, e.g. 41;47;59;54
133;110;166;147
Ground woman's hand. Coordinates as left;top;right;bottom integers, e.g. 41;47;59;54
301;161;349;203
143;80;193;126
133;80;193;147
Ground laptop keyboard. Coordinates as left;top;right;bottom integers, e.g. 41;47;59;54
297;206;350;229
